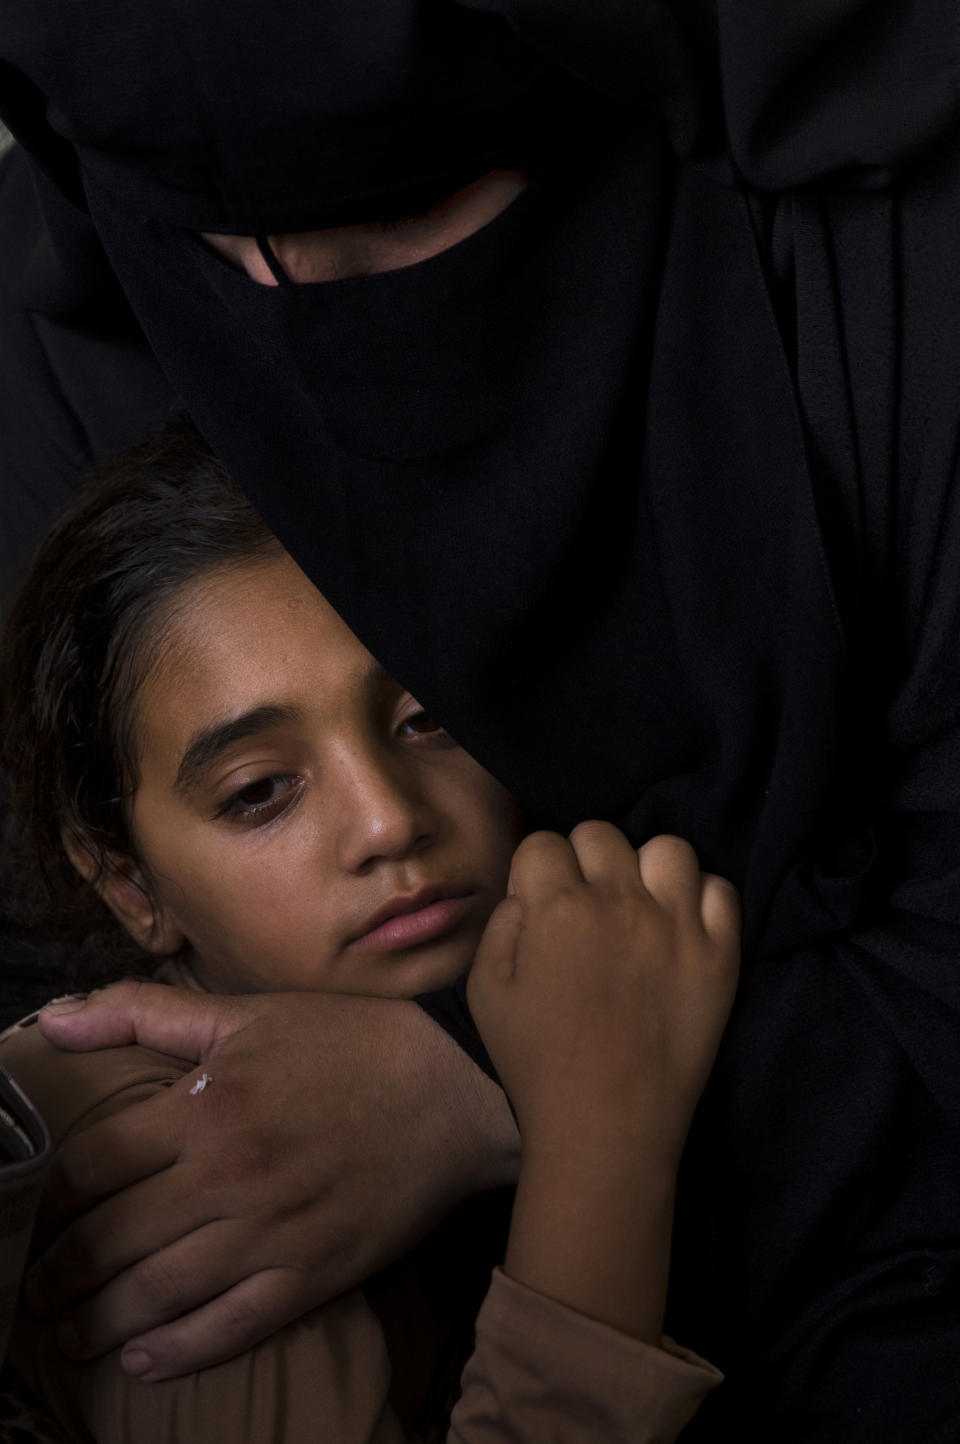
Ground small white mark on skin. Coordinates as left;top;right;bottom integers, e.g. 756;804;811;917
189;1072;214;1095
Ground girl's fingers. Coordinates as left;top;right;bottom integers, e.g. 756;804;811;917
567;819;646;888
637;834;702;913
699;871;742;943
507;829;584;901
471;895;524;984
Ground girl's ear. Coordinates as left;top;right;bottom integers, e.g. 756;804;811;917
61;828;186;956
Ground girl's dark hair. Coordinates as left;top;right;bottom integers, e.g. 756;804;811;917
1;413;280;984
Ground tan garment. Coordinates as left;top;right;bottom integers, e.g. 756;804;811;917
0;1013;721;1443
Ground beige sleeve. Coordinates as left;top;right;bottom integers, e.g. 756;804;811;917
449;1268;722;1444
13;1293;404;1444
2;1019;721;1444
14;1273;720;1444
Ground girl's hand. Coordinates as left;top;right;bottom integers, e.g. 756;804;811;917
468;824;740;1164
467;824;740;1344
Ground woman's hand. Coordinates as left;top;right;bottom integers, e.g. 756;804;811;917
468;824;740;1342
30;985;520;1381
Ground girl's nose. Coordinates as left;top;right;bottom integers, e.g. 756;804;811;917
334;747;435;874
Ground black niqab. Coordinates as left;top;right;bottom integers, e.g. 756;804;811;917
2;3;960;1438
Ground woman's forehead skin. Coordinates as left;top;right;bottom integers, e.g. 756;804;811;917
201;171;527;284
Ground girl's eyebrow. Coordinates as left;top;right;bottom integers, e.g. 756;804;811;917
174;704;302;795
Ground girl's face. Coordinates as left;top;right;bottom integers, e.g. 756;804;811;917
110;551;526;998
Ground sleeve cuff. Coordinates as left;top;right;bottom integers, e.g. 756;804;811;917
451;1267;721;1443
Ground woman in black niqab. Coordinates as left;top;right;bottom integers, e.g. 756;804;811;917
2;2;960;1437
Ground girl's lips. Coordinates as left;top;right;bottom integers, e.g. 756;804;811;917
349;894;476;951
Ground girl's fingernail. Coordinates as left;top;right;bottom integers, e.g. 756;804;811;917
122;1348;153;1377
43;995;89;1015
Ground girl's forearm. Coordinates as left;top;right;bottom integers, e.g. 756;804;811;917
503;1130;678;1346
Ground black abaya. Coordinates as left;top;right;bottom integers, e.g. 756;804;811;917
1;4;959;1437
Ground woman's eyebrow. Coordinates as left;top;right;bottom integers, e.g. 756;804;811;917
174;704;302;794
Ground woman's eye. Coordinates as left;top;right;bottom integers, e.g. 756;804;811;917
214;774;302;825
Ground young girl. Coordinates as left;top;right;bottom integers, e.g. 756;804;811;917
0;416;738;1442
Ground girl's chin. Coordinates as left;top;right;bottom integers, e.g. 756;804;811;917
339;949;472;1000
181;943;471;1000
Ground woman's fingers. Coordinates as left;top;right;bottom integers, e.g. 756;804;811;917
52;1218;281;1365
118;1267;307;1382
38;979;243;1059
30;1053;262;1313
33;1090;182;1243
26;1152;215;1324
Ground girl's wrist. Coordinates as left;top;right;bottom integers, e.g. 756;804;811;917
518;1110;689;1180
504;1142;679;1344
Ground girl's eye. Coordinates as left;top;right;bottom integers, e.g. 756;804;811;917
400;710;450;740
214;774;302;826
